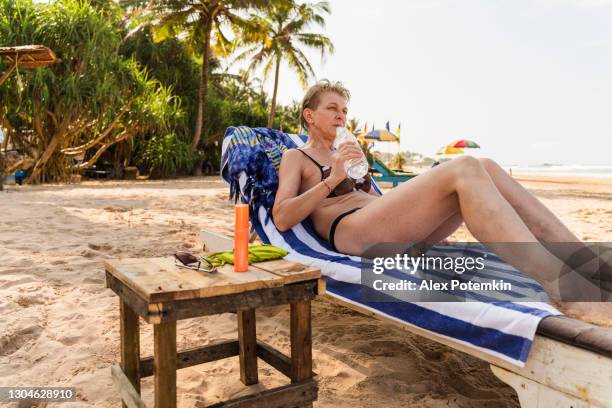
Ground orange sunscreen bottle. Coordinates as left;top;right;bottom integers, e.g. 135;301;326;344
234;204;249;272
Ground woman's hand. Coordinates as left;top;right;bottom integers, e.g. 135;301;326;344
329;141;364;184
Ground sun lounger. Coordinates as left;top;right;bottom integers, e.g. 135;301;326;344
371;156;416;187
200;228;612;407
210;126;612;407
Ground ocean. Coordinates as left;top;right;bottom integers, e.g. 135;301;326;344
501;164;612;179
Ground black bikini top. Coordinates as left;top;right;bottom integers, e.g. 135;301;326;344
296;149;372;198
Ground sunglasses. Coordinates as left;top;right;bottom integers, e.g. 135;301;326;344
174;252;217;274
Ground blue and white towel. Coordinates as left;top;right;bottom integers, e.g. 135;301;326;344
221;126;561;367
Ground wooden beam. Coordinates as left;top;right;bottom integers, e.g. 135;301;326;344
238;309;258;385
160;281;318;321
0;60;17;86
491;365;591;408
492;335;612;407
106;271;152;321
140;340;239;378
206;379;317;408
256;341;292;379
120;300;141;408
111;365;147;408
153;321;176;408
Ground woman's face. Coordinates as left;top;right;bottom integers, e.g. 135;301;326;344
304;92;348;140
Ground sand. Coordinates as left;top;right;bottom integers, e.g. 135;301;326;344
1;174;611;407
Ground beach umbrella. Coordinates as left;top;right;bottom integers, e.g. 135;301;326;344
436;146;465;155
448;139;480;148
358;128;400;143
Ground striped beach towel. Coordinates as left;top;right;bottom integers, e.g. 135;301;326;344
221;126;561;367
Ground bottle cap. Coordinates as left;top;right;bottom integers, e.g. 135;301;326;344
235;204;249;229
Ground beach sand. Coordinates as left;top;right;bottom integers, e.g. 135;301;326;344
1;174;611;407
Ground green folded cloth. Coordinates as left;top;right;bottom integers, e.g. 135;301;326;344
206;244;289;267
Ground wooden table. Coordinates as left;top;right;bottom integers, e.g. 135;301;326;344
105;256;324;408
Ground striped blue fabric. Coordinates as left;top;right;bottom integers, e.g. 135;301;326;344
221;126;561;367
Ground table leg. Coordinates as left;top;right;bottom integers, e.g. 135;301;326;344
154;321;176;408
291;301;313;408
238;308;258;385
120;299;140;408
290;300;312;382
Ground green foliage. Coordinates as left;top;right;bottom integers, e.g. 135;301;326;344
0;0;187;182
0;0;320;180
273;100;301;133
391;152;406;169
121;26;301;173
120;26;197;173
130;0;274;152
120;25;199;123
137;133;193;177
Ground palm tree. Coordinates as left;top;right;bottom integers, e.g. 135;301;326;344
235;1;333;128
133;0;270;153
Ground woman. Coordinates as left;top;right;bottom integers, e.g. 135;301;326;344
272;80;609;311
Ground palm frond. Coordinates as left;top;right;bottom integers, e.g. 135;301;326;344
261;55;276;81
291;46;316;79
228;0;333;93
294;32;334;56
244;48;269;76
284;48;309;88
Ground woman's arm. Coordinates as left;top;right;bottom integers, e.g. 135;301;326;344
272;149;343;232
272;143;362;231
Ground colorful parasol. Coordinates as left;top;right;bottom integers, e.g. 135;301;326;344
435;146;465;155
358;128;399;143
448;139;480;148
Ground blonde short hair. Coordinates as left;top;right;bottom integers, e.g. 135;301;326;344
300;80;351;131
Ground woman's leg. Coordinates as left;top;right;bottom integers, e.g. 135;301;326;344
396;157;577;247
404;211;464;257
478;158;611;299
383;157;577;251
421;212;464;243
335;155;569;298
390;155;575;246
478;158;579;242
346;156;539;243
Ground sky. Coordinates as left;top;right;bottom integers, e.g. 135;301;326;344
228;0;612;165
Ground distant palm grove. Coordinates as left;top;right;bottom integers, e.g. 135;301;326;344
0;0;333;182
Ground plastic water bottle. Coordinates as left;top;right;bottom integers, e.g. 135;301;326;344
333;127;369;179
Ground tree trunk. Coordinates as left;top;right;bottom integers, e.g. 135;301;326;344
267;55;282;128
113;141;123;179
74;130;132;170
192;18;213;154
28;131;63;184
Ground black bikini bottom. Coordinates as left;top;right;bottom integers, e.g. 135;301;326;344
329;208;361;252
